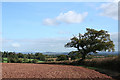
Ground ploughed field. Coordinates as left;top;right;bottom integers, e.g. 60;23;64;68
2;63;113;79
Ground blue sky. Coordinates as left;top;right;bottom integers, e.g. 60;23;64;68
2;2;118;52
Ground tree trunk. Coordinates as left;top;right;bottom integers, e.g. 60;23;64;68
79;53;86;62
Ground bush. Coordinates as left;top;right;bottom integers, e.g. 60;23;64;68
35;53;45;61
7;58;17;63
17;58;23;63
68;51;82;60
56;55;68;61
86;55;94;59
28;60;32;63
46;59;54;62
32;59;38;63
23;58;29;63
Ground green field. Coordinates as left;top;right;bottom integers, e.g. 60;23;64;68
3;58;8;63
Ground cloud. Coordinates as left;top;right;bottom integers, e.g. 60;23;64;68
111;0;120;2
110;32;118;51
43;18;59;26
110;32;118;42
11;43;21;48
56;11;88;24
98;2;118;20
43;11;88;26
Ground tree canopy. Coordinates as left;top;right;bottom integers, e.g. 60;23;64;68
65;28;115;61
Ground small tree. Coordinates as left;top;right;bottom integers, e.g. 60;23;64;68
8;58;17;63
32;59;38;63
23;58;28;63
35;53;45;61
17;58;23;63
68;51;82;60
56;55;68;61
65;28;115;61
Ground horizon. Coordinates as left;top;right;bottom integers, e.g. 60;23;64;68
2;2;118;52
1;51;119;54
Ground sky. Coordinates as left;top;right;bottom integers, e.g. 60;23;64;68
1;2;118;52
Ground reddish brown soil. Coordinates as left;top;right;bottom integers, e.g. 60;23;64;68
2;63;113;79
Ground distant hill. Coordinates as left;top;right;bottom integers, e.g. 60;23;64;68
15;52;69;55
42;52;69;55
90;51;119;56
15;51;119;56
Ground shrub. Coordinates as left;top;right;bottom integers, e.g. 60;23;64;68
23;58;29;63
28;60;32;63
32;59;38;63
86;55;94;59
56;55;68;61
17;58;23;63
46;59;54;62
7;58;17;63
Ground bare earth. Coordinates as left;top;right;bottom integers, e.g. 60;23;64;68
2;63;113;80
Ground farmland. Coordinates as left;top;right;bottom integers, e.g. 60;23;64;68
2;63;113;80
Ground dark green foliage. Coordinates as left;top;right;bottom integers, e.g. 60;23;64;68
23;58;29;63
79;57;120;72
7;58;17;63
27;53;35;59
86;54;94;59
0;57;2;63
68;51;82;60
32;59;38;63
2;51;8;57
17;58;23;63
2;51;46;63
17;53;24;58
28;60;32;63
56;55;68;61
35;53;45;61
7;52;18;59
65;28;115;61
46;59;54;61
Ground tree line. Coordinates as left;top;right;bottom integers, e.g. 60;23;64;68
1;51;84;63
1;51;45;63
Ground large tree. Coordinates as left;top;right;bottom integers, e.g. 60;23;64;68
65;28;115;61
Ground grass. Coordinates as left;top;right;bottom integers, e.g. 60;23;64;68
3;61;7;63
38;61;44;62
3;58;8;63
3;58;8;61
